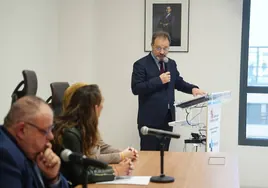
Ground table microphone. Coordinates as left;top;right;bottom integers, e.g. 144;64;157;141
60;149;108;168
141;126;180;139
141;126;177;183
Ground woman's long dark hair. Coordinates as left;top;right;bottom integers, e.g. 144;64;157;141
53;84;102;157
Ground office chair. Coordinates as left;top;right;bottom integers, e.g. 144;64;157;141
11;70;38;104
46;82;70;116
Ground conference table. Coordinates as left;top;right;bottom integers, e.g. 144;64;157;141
75;151;240;188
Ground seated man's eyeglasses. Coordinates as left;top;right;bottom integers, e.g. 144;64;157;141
24;122;54;136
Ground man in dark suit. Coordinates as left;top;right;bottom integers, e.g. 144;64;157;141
0;96;69;188
131;31;205;151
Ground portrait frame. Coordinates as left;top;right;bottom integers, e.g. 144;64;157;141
144;0;190;52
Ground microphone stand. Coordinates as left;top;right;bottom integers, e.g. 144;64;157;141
150;136;174;183
83;165;89;188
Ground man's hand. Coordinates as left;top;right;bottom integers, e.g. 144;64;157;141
160;72;171;84
192;88;206;96
36;143;60;184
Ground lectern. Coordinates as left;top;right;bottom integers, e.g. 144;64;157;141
169;91;232;152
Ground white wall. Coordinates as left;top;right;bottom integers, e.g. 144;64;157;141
94;0;146;150
0;0;98;121
58;0;98;84
1;0;267;187
0;0;59;119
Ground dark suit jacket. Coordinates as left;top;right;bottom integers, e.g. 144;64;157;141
0;126;69;188
131;53;198;128
158;13;175;34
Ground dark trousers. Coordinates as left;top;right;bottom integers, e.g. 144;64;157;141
138;110;173;151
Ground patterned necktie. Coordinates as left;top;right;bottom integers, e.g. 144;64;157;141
159;61;165;74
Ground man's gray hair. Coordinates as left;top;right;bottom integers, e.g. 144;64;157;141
3;96;49;127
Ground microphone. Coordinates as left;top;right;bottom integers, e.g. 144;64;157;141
156;56;169;64
140;126;180;139
163;56;169;63
60;149;108;168
163;57;169;74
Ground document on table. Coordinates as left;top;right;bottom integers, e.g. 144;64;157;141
96;176;151;185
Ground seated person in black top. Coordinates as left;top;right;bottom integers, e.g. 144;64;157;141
52;84;134;186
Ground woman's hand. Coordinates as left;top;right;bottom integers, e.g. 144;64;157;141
113;158;134;176
120;147;139;161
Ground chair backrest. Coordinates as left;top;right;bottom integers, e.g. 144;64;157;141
48;82;70;116
11;70;38;104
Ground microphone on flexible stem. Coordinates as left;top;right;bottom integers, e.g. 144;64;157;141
141;126;178;183
141;126;180;139
60;149;108;168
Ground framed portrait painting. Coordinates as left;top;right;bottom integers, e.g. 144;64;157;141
144;0;190;52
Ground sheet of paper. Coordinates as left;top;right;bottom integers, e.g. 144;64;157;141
96;176;151;185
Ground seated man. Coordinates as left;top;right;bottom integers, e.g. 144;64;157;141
0;96;69;188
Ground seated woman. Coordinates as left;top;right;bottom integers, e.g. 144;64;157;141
61;82;138;164
52;84;137;186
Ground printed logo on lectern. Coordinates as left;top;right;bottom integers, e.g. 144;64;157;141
209;108;219;122
209;139;213;152
210;109;214;119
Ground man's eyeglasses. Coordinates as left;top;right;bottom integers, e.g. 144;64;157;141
24;122;54;136
154;47;169;52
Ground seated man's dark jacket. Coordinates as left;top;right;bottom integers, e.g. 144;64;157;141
53;126;115;186
0;126;69;188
